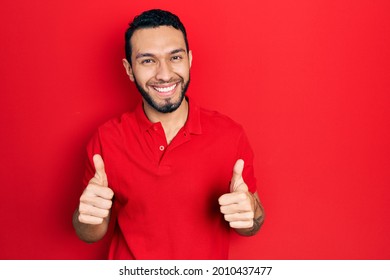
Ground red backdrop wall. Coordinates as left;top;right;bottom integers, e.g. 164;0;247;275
1;0;389;259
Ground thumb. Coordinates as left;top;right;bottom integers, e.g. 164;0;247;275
93;154;108;187
230;159;246;192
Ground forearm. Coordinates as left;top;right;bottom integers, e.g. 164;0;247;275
72;209;110;243
234;193;265;236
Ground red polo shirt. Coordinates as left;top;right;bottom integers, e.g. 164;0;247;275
83;97;257;259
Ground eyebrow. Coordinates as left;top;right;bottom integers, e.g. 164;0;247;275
135;48;186;59
170;48;186;55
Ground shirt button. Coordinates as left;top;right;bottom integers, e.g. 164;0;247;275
159;145;165;151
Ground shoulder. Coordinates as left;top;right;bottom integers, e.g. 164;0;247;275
99;110;136;130
96;111;136;138
199;106;244;134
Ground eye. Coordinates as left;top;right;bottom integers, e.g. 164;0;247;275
141;58;154;65
171;55;182;62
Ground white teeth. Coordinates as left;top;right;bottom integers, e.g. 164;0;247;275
154;84;177;93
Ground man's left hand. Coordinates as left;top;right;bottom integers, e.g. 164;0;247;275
218;159;255;229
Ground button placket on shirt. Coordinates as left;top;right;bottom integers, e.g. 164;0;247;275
148;123;193;167
149;124;167;158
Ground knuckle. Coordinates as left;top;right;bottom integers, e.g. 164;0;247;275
79;195;89;204
78;214;86;223
235;192;246;201
79;214;99;224
100;198;112;210
243;204;252;212
224;214;232;222
225;213;239;222
229;221;238;228
78;203;88;213
91;217;103;225
101;209;110;218
83;185;96;196
106;199;113;209
218;196;226;205
105;189;115;200
85;184;95;191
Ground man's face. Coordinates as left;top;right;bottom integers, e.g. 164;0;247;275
124;26;192;113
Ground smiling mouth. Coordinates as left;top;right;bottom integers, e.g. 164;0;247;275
153;83;178;94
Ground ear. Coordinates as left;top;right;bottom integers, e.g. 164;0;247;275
122;58;135;82
188;50;193;68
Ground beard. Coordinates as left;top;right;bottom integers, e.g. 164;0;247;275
134;76;190;114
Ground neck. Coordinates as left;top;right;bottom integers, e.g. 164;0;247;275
143;99;189;144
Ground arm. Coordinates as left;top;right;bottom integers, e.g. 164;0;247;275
73;154;114;243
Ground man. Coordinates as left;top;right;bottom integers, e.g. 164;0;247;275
73;9;264;259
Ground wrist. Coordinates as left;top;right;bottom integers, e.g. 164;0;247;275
236;192;265;236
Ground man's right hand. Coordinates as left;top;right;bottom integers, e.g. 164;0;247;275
78;154;114;225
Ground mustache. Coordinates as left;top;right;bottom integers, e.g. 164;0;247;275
150;77;184;85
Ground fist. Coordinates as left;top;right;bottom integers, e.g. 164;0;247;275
218;159;255;229
78;154;114;225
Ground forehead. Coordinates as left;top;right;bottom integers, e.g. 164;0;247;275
130;26;187;55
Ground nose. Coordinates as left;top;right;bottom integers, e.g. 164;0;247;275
155;59;172;82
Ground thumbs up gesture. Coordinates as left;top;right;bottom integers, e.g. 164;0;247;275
218;159;255;229
78;154;114;225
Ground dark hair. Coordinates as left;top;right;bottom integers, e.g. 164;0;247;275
125;9;189;65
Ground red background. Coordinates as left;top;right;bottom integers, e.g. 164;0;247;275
1;0;389;259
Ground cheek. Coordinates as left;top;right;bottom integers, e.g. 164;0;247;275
174;65;190;79
133;68;155;84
